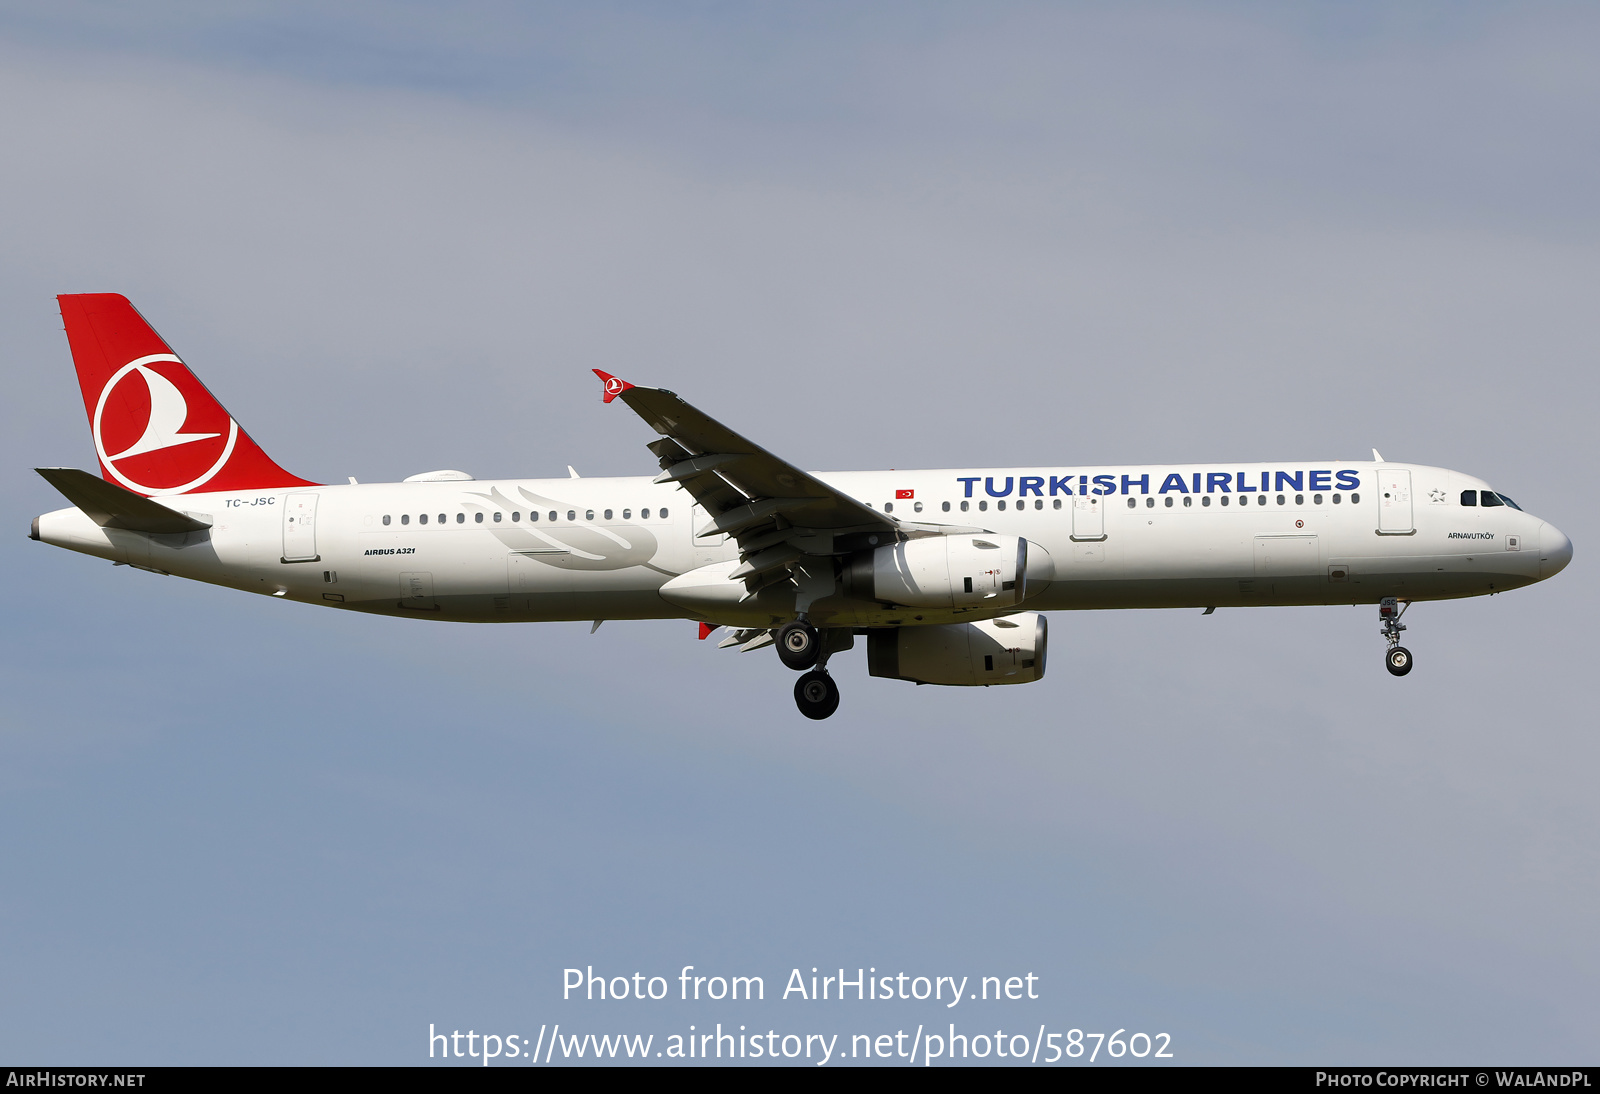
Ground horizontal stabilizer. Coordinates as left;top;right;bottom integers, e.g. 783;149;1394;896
35;467;212;534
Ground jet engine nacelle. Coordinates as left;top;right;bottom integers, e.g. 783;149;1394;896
867;613;1048;686
852;534;1033;609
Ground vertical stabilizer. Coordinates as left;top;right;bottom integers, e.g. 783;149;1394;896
58;293;315;497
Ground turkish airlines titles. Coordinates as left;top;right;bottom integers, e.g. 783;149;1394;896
955;469;1363;498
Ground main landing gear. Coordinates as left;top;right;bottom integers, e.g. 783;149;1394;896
776;619;820;670
1380;596;1413;677
794;671;840;720
776;617;842;719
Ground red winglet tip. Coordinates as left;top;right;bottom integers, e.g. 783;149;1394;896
593;369;634;404
698;622;716;640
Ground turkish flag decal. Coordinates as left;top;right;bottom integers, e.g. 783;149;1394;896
895;489;914;499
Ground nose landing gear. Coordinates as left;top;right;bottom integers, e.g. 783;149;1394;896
1380;597;1413;677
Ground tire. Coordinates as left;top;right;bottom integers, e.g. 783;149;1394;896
794;671;840;720
1385;646;1414;677
776;620;820;670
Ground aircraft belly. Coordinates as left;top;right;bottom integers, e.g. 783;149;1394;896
341;588;677;623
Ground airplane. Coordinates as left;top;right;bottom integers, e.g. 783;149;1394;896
31;294;1573;719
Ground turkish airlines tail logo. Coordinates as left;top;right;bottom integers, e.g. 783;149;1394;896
59;294;315;497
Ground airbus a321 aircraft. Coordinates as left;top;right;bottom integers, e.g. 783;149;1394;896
32;295;1573;719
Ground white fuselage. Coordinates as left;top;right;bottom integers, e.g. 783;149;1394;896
34;461;1568;628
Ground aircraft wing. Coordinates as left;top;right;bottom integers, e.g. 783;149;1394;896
594;370;902;588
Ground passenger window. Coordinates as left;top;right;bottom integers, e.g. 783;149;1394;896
660;508;668;519
512;511;521;522
549;511;558;521
1351;493;1361;504
1034;499;1042;510
475;512;484;523
993;501;1001;511
641;508;650;519
493;512;503;522
530;510;539;521
1053;499;1062;510
914;501;924;513
885;502;894;513
1294;494;1304;505
978;500;988;511
401;514;410;525
1481;492;1504;508
382;514;391;526
1461;490;1477;506
1332;493;1342;504
1313;494;1323;504
1257;495;1266;505
623;509;631;519
942;501;951;512
961;501;970;512
1183;497;1193;508
1164;497;1173;508
419;513;428;525
1126;498;1136;509
456;512;465;524
604;509;613;520
1276;494;1286;506
568;510;576;521
1145;498;1154;508
1219;495;1229;506
1202;496;1211;507
585;510;594;520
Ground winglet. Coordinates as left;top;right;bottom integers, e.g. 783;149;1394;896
593;369;635;404
698;622;716;640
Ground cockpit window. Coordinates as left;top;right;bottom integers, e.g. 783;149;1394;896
1493;493;1522;511
1460;490;1477;506
1480;491;1503;508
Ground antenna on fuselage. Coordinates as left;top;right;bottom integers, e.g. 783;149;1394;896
1372;448;1385;462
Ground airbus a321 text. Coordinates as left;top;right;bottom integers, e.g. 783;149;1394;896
32;295;1574;719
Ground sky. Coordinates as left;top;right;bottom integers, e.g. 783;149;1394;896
1;1;1596;1066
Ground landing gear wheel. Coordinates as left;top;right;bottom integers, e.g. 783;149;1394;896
776;620;820;670
1385;646;1414;677
794;671;840;720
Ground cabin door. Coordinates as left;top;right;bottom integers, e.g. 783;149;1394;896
282;494;320;562
1377;469;1414;534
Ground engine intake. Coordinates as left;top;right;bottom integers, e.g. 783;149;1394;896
867;613;1048;686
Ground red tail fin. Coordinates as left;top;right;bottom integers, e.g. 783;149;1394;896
58;294;315;497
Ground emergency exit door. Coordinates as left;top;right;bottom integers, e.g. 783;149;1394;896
690;503;731;567
1377;469;1414;534
282;494;320;561
1071;494;1104;541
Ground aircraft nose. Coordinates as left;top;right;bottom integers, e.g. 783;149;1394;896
1539;522;1573;580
